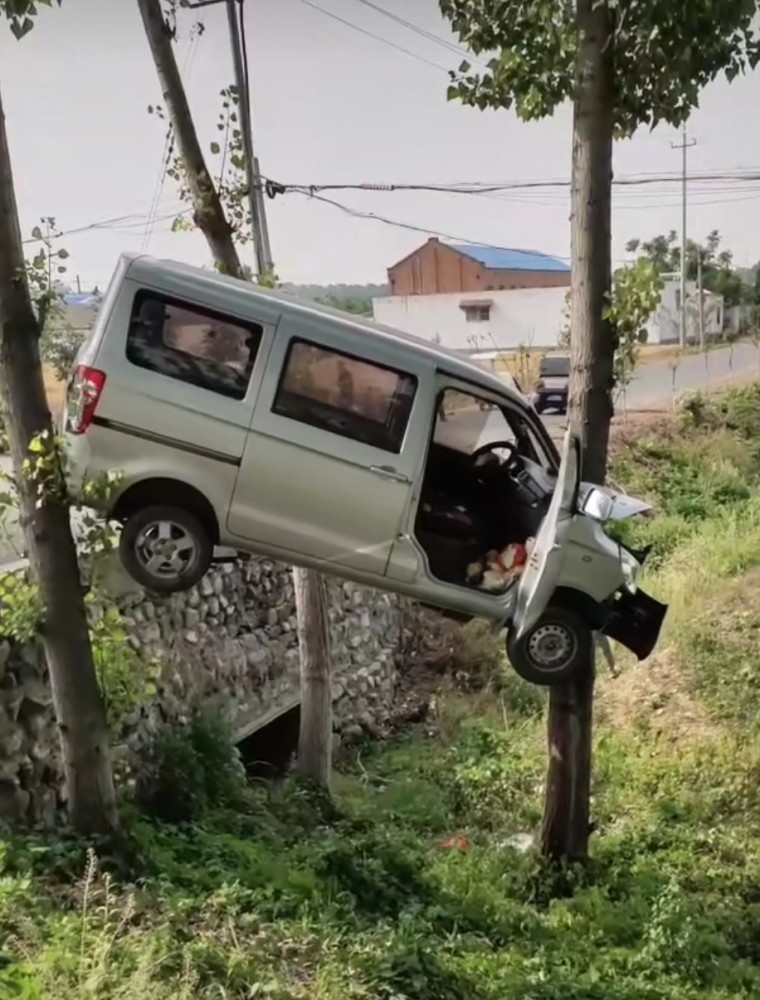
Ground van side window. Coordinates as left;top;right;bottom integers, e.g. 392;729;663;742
126;291;262;401
272;339;417;453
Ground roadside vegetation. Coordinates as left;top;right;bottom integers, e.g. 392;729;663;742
1;383;760;997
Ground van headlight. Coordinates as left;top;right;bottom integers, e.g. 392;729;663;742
619;544;640;593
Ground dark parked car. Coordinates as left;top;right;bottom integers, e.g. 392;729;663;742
532;355;570;415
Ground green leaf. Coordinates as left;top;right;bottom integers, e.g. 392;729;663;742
10;15;33;40
210;141;220;155
57;247;69;259
30;225;42;240
439;0;760;132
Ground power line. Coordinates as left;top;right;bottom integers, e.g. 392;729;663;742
476;183;760;210
142;19;204;252
294;188;575;260
293;0;451;72
291;188;757;267
350;0;471;60
22;207;191;245
264;169;760;197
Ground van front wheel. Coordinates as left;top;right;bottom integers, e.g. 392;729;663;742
119;504;212;593
506;606;592;686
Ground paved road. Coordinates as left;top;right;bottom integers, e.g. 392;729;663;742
0;342;755;568
622;341;759;409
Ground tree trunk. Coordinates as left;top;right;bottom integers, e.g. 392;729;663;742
294;569;332;788
540;0;614;863
136;0;240;274
138;0;334;788
0;79;117;834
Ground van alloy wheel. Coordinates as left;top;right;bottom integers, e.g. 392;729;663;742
136;519;197;580
506;605;592;686
119;504;212;593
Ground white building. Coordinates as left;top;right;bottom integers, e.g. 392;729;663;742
372;272;725;351
645;274;723;345
371;287;568;352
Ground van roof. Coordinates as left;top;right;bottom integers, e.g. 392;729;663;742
122;253;525;403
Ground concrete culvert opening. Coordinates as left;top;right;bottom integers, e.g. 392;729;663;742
237;704;301;782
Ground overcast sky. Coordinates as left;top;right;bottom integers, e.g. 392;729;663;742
1;0;759;290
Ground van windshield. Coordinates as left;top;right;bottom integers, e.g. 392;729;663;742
434;389;552;470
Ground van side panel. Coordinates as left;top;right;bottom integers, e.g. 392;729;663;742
227;310;432;576
75;270;277;545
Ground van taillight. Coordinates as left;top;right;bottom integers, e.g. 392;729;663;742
66;365;106;435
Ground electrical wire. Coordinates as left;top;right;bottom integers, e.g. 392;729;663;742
22;207;192;245
350;0;472;61
265;169;760;196
293;0;452;73
292;187;759;266
293;188;574;259
142;16;204;252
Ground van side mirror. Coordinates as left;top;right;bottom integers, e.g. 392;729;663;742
581;487;614;522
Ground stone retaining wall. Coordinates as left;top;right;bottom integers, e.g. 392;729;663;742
0;557;405;826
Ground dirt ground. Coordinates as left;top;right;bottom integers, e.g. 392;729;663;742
44;367;66;422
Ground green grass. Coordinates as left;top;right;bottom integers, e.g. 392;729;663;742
4;385;760;999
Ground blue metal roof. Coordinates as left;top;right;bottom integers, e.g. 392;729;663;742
62;292;101;308
448;243;570;273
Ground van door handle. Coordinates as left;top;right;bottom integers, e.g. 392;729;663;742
369;464;410;484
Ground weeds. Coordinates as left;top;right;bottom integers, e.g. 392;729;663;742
4;386;760;997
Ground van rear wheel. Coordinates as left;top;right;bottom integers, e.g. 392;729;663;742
506;606;592;686
119;504;212;593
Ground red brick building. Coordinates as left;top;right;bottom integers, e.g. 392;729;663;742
387;237;571;296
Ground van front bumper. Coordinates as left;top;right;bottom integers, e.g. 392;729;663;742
602;587;668;661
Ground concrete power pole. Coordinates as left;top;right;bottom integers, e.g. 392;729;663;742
225;0;273;279
672;126;697;348
697;249;705;351
181;0;273;280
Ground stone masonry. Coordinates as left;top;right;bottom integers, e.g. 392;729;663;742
0;556;406;827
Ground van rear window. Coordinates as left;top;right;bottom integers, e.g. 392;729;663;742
273;339;417;453
126;291;262;400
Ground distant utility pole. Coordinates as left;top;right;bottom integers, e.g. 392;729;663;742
181;0;273;279
697;249;705;350
672;126;697;348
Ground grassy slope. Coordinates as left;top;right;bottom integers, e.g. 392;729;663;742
3;387;760;998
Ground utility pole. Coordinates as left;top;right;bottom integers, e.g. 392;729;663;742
181;0;273;279
224;0;273;278
672;126;697;347
697;249;705;350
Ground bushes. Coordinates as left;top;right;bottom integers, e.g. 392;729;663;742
6;703;760;999
134;712;248;823
611;383;760;564
39;322;84;382
5;384;760;998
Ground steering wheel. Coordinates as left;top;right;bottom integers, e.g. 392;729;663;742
471;440;518;469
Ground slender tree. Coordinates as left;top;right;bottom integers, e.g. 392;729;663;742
441;0;760;860
0;0;117;833
137;0;335;788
